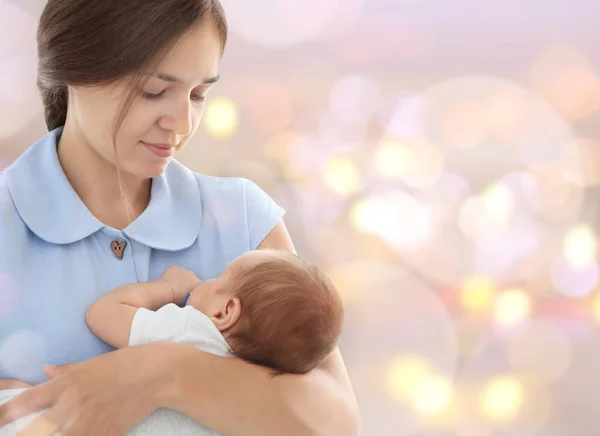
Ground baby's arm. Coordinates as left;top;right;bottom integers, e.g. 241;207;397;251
86;266;201;349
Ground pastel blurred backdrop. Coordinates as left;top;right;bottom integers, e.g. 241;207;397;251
2;0;600;435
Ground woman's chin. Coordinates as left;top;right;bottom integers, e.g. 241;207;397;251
133;160;171;179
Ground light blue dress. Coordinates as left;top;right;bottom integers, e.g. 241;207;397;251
0;127;285;385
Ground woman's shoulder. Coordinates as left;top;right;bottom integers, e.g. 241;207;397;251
174;163;286;247
195;170;248;191
167;160;269;206
193;170;283;219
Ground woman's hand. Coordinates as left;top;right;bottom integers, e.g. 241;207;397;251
0;344;169;436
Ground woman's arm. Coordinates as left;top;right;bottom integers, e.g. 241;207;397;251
0;340;358;436
0;380;32;390
153;342;359;436
155;221;360;435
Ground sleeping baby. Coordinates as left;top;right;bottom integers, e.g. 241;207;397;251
0;249;344;435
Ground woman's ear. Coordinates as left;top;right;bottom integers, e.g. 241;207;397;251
211;297;241;332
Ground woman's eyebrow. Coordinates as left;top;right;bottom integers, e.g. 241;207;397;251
147;73;220;85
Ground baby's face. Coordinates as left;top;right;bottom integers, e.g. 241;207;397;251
186;250;280;313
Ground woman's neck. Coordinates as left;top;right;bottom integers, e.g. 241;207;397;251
57;125;151;230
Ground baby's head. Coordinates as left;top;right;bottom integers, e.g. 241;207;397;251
186;250;343;375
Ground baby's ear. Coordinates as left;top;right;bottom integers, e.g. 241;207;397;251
212;297;242;332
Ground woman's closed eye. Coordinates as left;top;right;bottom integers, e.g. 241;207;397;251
141;90;164;100
141;90;206;102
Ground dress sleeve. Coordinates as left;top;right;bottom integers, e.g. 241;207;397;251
242;179;285;250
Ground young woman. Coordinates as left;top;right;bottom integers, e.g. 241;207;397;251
0;1;359;434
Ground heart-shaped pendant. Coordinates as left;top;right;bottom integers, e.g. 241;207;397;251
110;240;127;260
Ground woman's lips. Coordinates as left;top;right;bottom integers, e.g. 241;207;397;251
140;141;174;158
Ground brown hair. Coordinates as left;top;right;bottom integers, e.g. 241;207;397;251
37;0;227;133
226;253;344;376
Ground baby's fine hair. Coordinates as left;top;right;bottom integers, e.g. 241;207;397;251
226;252;344;375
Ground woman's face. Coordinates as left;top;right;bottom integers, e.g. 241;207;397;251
68;20;222;178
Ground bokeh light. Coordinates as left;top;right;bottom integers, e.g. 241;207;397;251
372;138;409;179
386;355;433;403
493;288;532;328
481;183;515;223
313;0;365;40
487;86;532;143
563;224;597;269
412;375;454;417
385;94;427;139
560;137;600;187
223;0;341;48
441;98;490;148
338;265;458;435
458;194;511;243
373;137;445;188
323;156;361;196
473;221;540;281
420;172;472;221
530;45;600;121
351;191;432;248
551;255;599;298
528;163;584;221
203;97;239;139
592;293;600;324
481;375;524;422
460;275;496;314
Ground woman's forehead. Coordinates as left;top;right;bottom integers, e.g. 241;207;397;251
153;21;223;86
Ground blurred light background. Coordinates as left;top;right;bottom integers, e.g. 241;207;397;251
2;0;600;435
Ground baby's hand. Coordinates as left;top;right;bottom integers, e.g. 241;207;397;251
160;266;202;303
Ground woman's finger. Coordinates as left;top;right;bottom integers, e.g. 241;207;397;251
44;362;77;379
0;384;54;427
16;411;61;436
43;365;61;379
19;397;78;436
